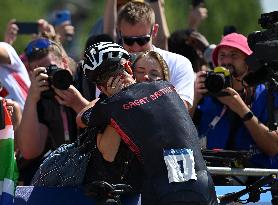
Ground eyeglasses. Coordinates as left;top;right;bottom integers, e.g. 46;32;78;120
120;29;153;46
25;38;61;59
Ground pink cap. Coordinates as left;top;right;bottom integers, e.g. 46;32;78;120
212;33;252;66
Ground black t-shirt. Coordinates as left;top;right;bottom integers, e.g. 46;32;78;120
37;98;78;149
85;80;206;179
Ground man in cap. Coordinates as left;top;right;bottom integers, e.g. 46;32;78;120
191;33;278;179
80;42;218;205
16;37;89;185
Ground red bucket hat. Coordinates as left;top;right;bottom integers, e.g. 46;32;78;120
212;33;252;66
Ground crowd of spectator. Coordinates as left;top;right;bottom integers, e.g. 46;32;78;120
1;0;278;204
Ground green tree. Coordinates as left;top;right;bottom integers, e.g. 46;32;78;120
164;0;262;44
0;0;264;54
0;0;55;53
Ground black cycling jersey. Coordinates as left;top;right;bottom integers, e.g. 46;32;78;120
83;80;218;204
86;81;206;175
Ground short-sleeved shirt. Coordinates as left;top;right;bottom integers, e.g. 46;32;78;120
153;46;194;106
197;84;278;168
0;42;30;110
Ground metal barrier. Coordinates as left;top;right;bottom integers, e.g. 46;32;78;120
208;166;278;176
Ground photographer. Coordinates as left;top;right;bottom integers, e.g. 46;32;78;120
190;33;278;177
16;37;89;184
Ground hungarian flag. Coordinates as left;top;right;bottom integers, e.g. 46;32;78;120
0;99;18;204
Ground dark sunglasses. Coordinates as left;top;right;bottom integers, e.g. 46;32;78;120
25;38;61;58
122;35;151;46
120;29;153;46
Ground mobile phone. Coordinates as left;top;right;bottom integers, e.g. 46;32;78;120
16;22;39;34
53;10;71;26
223;25;237;36
192;0;204;7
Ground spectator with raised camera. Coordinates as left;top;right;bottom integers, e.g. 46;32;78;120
191;33;278;178
16;37;88;184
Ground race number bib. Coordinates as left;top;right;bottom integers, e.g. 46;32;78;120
163;148;197;183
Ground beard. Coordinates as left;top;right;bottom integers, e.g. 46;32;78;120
221;64;241;78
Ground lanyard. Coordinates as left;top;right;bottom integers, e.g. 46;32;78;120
208;105;227;130
199;105;227;149
60;105;70;143
200;87;251;150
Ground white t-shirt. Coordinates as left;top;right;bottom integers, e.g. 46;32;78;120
153;46;194;106
0;42;30;110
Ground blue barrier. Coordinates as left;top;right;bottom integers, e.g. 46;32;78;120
15;186;272;205
14;186;141;205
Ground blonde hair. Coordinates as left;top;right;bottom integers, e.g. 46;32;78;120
133;50;169;81
118;1;155;27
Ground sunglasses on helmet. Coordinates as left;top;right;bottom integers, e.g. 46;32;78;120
25;38;61;59
120;29;153;46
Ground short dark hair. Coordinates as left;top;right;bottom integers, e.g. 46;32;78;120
168;29;207;72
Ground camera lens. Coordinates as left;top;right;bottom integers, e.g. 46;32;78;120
205;73;226;94
52;69;73;90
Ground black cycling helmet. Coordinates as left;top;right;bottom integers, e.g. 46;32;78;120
82;42;130;84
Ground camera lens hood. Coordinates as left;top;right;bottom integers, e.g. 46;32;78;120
52;69;73;90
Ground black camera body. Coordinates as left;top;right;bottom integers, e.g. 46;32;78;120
41;65;73;98
204;66;231;96
244;11;278;87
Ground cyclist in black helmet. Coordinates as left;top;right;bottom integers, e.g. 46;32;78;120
80;42;218;205
80;42;143;205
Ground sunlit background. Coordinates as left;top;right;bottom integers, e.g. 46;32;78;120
0;0;277;60
261;0;278;12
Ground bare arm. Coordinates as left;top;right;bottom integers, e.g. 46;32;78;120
187;5;208;31
17;97;48;159
244;114;278;156
97;125;121;162
103;0;117;41
53;85;89;113
189;71;207;117
76;75;124;128
4;19;18;45
16;67;49;159
150;0;170;50
76;98;99;128
0;45;11;64
218;87;278;156
5;99;22;131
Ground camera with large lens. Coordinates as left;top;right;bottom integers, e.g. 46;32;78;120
204;66;231;96
244;11;278;87
41;65;73;98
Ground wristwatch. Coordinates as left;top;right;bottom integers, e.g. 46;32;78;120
241;111;254;122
